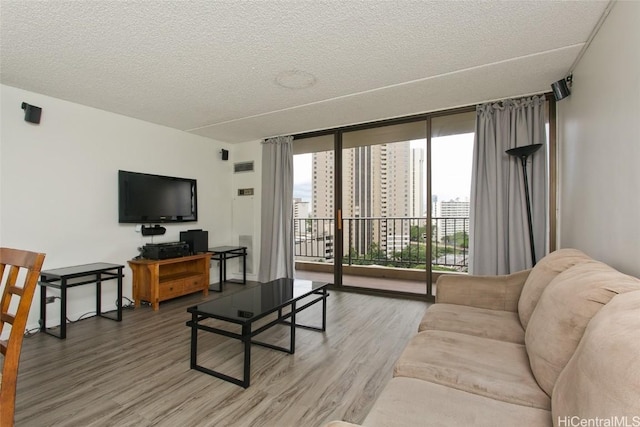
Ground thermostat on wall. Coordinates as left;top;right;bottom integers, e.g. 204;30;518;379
238;188;254;196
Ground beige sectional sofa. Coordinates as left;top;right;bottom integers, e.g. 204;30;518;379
325;249;640;426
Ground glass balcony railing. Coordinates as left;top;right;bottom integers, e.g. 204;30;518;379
294;216;469;272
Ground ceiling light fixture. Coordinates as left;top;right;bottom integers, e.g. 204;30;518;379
275;70;317;89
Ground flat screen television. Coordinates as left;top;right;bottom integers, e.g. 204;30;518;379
118;170;197;223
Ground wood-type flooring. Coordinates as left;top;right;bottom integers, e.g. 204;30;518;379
14;282;428;427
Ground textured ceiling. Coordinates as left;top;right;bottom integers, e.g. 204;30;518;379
1;1;610;143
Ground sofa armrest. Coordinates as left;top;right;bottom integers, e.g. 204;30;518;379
321;422;362;427
435;269;531;312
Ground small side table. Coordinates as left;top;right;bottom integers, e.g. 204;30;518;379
39;262;124;339
209;246;247;291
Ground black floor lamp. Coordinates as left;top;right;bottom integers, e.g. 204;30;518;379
505;143;543;267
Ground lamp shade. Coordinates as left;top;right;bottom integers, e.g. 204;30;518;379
505;143;543;159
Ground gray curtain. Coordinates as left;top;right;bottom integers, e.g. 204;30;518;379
469;96;547;275
258;135;294;282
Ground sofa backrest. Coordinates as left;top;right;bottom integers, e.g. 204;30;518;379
518;248;592;329
525;261;640;396
552;290;640;424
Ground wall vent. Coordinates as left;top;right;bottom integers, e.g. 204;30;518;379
234;161;254;173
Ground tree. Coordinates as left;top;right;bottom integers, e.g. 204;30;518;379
393;243;428;268
443;231;469;248
410;225;428;241
367;242;387;263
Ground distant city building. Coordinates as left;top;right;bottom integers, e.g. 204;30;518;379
410;147;425;218
311;150;334;243
293;198;310;219
293;198;310;239
311;142;424;257
433;198;470;242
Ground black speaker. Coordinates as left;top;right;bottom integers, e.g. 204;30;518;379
221;149;229;161
21;102;42;124
551;76;571;101
180;229;208;254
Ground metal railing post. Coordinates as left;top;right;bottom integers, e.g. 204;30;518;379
293;216;469;271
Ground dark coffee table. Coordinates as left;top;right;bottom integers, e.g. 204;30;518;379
186;278;329;388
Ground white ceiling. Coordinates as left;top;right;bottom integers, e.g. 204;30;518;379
0;1;610;143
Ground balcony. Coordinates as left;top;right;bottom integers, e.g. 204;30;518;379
294;216;469;295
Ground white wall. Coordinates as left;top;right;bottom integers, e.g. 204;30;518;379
558;1;640;277
0;84;234;329
230;140;263;280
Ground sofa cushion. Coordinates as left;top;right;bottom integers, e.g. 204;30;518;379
525;261;640;397
518;248;592;329
362;377;551;427
552;290;640;421
394;330;551;409
418;303;525;344
435;269;530;312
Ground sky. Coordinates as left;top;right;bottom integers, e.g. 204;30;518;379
293;133;474;210
293;153;313;202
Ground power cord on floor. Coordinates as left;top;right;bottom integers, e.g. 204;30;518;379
24;296;135;337
67;311;97;323
24;326;41;337
118;296;135;310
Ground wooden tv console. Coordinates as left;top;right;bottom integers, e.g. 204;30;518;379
128;253;210;311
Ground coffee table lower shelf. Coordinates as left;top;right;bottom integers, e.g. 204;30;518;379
186;278;329;388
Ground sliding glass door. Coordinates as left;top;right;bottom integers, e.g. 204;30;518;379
340;122;428;294
430;112;475;296
293;135;335;283
292;108;477;298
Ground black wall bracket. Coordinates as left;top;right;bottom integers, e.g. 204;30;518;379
141;225;166;236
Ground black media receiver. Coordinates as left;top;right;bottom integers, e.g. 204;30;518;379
142;242;190;260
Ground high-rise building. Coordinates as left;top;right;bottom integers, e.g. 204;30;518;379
293;198;310;239
293;198;309;219
311;141;424;257
312;150;334;242
433;198;470;242
410;147;425;217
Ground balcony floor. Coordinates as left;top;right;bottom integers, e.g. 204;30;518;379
294;268;434;296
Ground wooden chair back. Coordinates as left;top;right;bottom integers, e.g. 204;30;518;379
0;248;46;427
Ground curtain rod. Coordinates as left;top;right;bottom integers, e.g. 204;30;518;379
292;92;553;141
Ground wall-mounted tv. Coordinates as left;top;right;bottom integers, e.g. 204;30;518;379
118;170;197;223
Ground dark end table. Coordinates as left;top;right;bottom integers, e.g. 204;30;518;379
208;246;247;291
39;262;124;339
